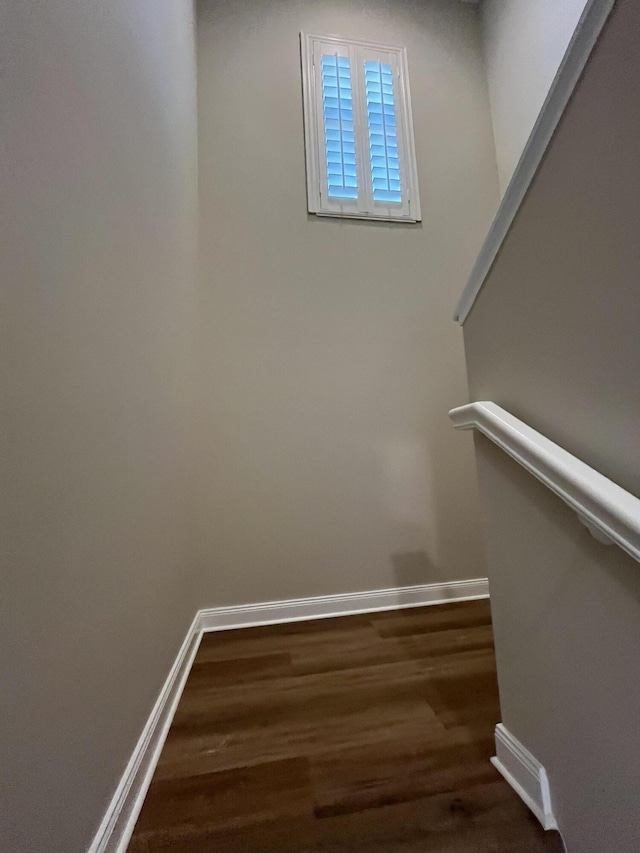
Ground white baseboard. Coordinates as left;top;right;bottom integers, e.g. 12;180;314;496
491;723;557;830
88;579;488;851
197;579;489;632
87;614;202;853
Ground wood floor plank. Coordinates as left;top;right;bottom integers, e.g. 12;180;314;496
197;614;371;654
156;692;443;780
129;781;563;853
129;600;564;852
371;599;492;637
129;757;312;851
421;669;502;729
197;626;406;678
304;781;564;853
393;623;496;658
166;657;439;733
184;652;294;688
310;734;498;817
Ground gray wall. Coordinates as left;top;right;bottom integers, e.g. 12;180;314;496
196;0;500;607
462;1;640;850
1;2;200;850
481;0;589;194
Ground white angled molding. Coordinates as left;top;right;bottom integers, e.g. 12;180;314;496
491;724;557;830
454;0;616;325
198;579;489;632
87;615;202;853
450;401;640;563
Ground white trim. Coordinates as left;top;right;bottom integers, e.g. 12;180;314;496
449;401;640;562
197;579;489;632
454;0;616;324
491;724;557;830
87;615;202;853
300;32;421;223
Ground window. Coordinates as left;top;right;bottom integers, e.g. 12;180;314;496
301;33;421;222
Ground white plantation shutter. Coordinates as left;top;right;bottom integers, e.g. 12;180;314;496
365;61;402;203
301;33;421;222
321;54;358;200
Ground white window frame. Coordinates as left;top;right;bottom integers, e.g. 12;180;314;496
301;32;421;223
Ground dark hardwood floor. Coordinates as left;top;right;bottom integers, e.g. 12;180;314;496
128;599;564;852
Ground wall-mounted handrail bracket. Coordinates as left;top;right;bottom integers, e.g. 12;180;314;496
575;513;615;545
449;402;640;562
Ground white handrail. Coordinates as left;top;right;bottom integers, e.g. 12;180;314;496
449;402;640;563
